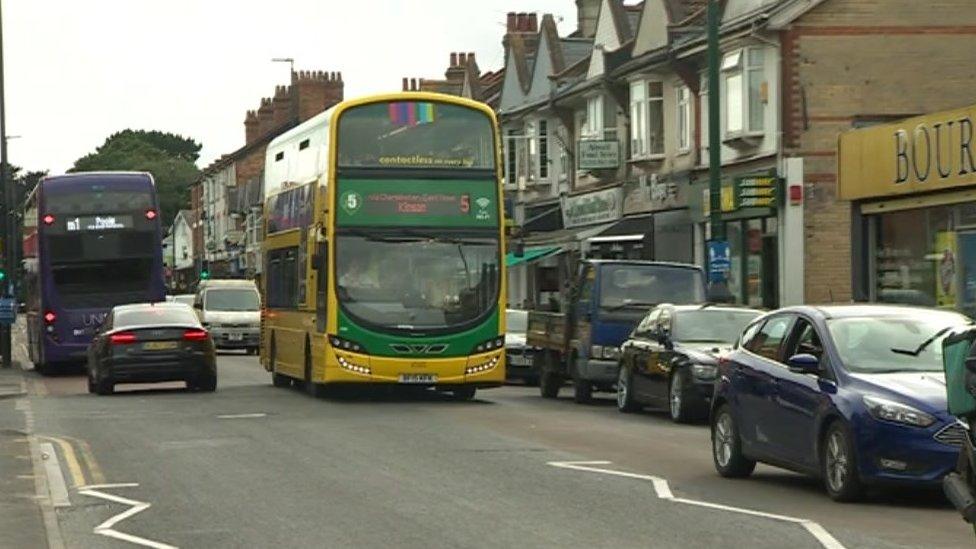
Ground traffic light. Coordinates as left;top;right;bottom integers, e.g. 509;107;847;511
200;261;210;281
0;269;6;283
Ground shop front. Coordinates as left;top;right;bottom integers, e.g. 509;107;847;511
709;170;782;308
585;174;695;262
840;103;976;315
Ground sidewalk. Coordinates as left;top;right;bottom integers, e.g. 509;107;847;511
0;367;49;549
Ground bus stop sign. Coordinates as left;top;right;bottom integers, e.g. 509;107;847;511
0;298;16;325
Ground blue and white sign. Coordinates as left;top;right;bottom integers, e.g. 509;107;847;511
707;240;731;283
0;298;16;325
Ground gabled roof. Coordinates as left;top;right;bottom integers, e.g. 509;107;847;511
508;33;537;94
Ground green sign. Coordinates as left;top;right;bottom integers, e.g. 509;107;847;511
722;173;781;212
335;179;499;228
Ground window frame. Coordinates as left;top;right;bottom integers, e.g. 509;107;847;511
537;119;549;180
744;313;796;363
629;80;647;159
676;85;692;153
646;81;665;157
721;46;766;138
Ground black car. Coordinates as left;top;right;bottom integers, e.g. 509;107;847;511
87;302;217;395
616;304;762;422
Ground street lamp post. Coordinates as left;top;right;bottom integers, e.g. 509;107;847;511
0;0;12;368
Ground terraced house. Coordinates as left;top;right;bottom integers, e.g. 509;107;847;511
473;0;976;312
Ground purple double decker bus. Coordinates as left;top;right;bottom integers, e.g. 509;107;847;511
23;172;166;374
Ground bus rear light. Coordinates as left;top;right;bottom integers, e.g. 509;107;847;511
182;328;209;341
43;311;56;324
145;209;157;220
42;214;55;225
109;332;137;345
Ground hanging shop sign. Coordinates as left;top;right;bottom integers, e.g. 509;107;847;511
578;140;620;170
720;173;780;213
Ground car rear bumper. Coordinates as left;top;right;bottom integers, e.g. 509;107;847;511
210;328;259;349
99;355;215;383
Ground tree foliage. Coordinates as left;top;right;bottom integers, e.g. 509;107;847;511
70;130;201;226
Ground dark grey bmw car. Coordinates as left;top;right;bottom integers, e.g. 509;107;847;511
87;302;217;395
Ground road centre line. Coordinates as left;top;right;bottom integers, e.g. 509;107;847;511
548;461;846;549
39;442;70;508
79;485;178;549
216;413;267;419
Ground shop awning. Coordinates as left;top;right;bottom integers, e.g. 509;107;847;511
506;246;561;267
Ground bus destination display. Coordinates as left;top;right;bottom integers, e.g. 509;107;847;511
64;215;134;232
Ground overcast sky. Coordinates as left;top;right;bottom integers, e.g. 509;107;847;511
4;0;579;174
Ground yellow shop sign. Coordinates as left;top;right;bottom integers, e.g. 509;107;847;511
838;103;976;200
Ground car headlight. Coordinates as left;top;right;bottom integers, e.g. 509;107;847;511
863;395;935;428
590;345;620;360
691;363;718;380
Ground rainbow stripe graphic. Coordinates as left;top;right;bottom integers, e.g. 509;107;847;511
388;102;435;127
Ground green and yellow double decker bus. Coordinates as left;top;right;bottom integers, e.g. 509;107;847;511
260;92;505;399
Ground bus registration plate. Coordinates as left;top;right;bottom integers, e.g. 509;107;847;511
398;374;437;384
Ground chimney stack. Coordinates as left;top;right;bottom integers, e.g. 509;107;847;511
292;70;344;122
576;0;600;38
256;98;274;139
244;110;259;145
503;11;540;63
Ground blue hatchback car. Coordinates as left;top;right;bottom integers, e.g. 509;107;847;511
710;304;970;501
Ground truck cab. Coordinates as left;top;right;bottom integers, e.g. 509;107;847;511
528;260;706;403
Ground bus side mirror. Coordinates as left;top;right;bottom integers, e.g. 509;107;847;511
312;255;321;270
514;241;524;258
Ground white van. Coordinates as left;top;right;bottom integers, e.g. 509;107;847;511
194;280;261;354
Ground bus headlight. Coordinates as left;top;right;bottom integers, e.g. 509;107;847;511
466;355;500;375
329;335;367;354
472;336;505;354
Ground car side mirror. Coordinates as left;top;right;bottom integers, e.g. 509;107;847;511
787;353;820;374
311;254;321;270
193;302;202;310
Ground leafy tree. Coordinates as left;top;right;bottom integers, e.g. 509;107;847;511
70;130;201;226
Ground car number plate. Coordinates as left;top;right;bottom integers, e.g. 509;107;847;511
143;341;178;351
508;355;529;366
228;333;243;341
398;373;437;384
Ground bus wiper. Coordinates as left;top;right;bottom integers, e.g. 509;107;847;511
605;300;658;311
891;326;952;357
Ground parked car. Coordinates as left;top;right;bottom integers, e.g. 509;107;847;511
167;294;196;307
505;309;539;384
711;304;971;501
193;279;261;354
87;302;217;395
616;304;762;422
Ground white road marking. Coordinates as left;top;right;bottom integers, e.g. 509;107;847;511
77;482;139;490
548;460;846;549
39;442;71;508
79;485;178;549
216;413;266;419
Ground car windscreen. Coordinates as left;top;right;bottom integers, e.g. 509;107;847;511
506;310;527;333
114;306;198;328
827;315;970;373
205;289;260;312
673;310;761;343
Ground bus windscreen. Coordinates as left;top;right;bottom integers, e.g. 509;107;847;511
337;101;495;169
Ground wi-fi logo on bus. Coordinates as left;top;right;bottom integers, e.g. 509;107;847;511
475;197;490;209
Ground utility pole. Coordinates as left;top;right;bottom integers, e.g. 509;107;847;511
0;0;10;368
707;0;723;242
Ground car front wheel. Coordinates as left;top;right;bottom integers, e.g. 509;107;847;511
822;422;863;502
616;364;640;413
712;404;756;478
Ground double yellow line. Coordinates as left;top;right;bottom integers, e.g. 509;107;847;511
39;435;105;487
